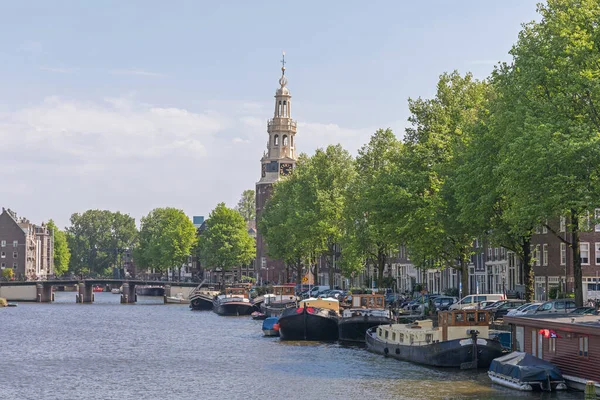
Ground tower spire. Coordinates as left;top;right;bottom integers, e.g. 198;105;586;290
281;51;286;75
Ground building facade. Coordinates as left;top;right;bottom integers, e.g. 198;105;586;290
255;55;298;285
0;208;54;280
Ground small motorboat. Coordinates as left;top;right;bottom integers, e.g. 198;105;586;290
111;288;121;294
252;311;267;320
165;293;190;304
262;317;280;337
488;351;567;391
92;285;104;293
0;298;17;307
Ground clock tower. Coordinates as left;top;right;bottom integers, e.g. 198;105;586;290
255;53;298;283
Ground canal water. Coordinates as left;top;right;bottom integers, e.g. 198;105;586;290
1;292;581;400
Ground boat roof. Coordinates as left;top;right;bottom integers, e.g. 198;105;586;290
300;297;339;312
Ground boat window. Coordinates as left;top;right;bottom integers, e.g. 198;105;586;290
477;312;487;322
399;333;404;342
466;312;475;322
385;330;389;339
425;334;432;343
549;337;556;353
579;336;589;357
392;332;396;341
410;334;414;344
455;313;464;323
378;328;382;337
531;330;537;357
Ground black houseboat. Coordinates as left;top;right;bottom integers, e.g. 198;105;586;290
338;293;393;343
278;298;339;341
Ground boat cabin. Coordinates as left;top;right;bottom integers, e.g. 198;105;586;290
300;298;339;313
375;310;492;346
351;293;385;309
267;284;297;303
225;287;249;298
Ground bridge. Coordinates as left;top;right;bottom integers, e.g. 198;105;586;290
0;279;219;304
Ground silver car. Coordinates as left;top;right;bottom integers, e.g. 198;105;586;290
534;299;577;314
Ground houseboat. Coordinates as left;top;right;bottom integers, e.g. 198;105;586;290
338;293;393;343
262;284;298;317
366;310;504;369
278;297;339;341
213;286;255;316
504;313;600;392
189;288;220;311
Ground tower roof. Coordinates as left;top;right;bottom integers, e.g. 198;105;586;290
276;51;290;96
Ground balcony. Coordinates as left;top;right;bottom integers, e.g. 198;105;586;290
267;118;297;134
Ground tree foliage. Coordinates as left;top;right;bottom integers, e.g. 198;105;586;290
47;219;70;276
342;128;401;286
66;210;137;276
197;203;255;281
135;208;197;275
235;189;256;223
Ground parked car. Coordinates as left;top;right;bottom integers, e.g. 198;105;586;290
484;299;526;319
432;296;458;311
570;306;599;315
449;294;506;310
534;299;577;314
506;302;542;317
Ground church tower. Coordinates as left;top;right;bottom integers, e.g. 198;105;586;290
255;53;297;283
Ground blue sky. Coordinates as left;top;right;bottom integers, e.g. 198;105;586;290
0;1;539;228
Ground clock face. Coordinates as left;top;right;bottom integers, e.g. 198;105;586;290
261;164;266;177
279;163;293;176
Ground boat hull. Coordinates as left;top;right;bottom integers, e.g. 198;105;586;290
213;301;255;316
365;328;503;368
338;316;394;343
278;307;338;341
189;294;215;310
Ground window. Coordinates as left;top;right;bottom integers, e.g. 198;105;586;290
596;209;600;232
487;247;492;259
542;223;548;234
392;332;396;341
12;262;17;269
561;243;567;266
0;251;4;258
274;135;279;146
282;135;288;146
516;326;524;352
0;240;5;247
531;330;537;357
0;262;5;268
560;216;566;232
12;240;17;247
13;252;17;259
581;243;590;265
579;336;589;357
543;244;548;266
544;336;555;354
535;245;541;266
385;330;389;339
596;243;600;265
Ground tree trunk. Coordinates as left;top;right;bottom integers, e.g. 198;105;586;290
377;247;386;289
521;237;534;302
572;209;583;307
327;244;335;289
460;258;470;297
286;264;290;283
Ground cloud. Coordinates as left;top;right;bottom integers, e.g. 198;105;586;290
110;69;165;77
232;137;250;144
40;67;75;73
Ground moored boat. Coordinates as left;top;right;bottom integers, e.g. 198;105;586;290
278;297;339;341
165;292;190;304
262;317;280;337
262;284;298;317
92;285;104;293
213;286;255;316
488;351;567;391
111;288;121;294
338;293;394;343
365;309;504;369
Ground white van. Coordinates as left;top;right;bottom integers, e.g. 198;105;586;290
449;294;506;310
307;286;331;298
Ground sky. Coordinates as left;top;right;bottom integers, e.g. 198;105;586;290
0;0;540;228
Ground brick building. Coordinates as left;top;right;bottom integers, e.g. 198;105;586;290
0;208;54;280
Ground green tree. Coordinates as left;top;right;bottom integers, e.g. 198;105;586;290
493;0;600;306
259;155;317;285
2;268;14;281
197;203;255;284
391;71;490;296
235;189;256;223
299;145;356;287
66;210;137;276
342;128;402;287
135;208;197;279
47;219;71;276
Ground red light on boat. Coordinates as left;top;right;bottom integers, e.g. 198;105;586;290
306;307;315;314
296;308;304;314
273;323;280;331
